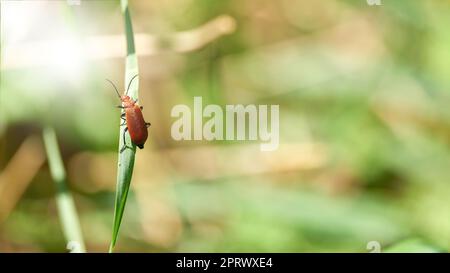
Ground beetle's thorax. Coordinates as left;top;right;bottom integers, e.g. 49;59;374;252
121;95;135;108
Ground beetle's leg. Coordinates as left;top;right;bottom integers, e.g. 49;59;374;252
120;127;129;153
116;106;125;109
145;122;151;128
120;113;126;126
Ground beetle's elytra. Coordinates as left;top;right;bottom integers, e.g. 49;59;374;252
107;75;150;153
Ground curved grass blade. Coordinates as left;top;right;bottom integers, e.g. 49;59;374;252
43;127;86;253
109;0;140;253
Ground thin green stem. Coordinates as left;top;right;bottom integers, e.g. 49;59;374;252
43;127;86;253
109;0;140;253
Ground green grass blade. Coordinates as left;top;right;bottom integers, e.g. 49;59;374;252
43;127;86;253
109;0;140;253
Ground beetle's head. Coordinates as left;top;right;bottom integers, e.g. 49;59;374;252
121;95;131;102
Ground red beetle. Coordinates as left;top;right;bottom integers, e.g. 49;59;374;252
107;75;150;153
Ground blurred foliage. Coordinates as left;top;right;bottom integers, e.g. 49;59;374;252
1;0;450;252
385;238;443;253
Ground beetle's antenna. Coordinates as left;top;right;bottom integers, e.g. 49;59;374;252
126;74;139;96
106;79;121;98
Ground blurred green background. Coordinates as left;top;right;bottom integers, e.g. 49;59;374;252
1;0;450;252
